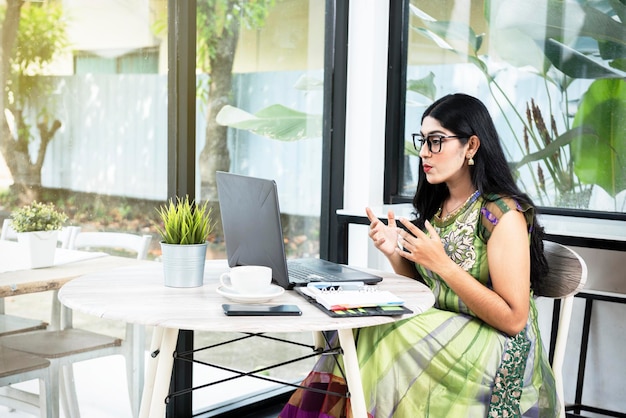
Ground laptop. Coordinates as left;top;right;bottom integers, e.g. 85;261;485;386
216;171;382;289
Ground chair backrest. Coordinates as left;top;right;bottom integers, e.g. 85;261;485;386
536;241;588;418
1;219;80;249
70;231;152;260
535;241;588;299
58;226;81;249
0;219;13;241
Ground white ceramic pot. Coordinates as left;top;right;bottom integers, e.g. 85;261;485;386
160;242;208;287
17;230;59;269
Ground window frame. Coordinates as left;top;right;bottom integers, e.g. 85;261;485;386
383;0;410;205
383;0;626;222
167;1;196;415
321;0;350;262
166;0;348;415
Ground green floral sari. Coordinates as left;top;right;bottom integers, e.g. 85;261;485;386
280;194;559;418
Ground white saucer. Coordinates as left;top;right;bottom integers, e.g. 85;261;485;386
216;284;284;303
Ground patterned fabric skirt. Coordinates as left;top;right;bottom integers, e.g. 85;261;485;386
280;307;558;418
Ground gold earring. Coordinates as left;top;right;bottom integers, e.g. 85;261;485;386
468;155;475;166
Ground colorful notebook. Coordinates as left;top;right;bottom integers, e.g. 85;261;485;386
296;282;413;317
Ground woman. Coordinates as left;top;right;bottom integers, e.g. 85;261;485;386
280;93;558;417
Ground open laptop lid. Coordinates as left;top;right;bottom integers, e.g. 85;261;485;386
216;171;292;289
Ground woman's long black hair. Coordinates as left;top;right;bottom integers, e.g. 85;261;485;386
412;93;548;291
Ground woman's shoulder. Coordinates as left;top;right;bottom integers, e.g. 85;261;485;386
479;193;534;240
481;193;528;215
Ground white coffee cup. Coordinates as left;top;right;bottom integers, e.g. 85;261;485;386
219;265;272;295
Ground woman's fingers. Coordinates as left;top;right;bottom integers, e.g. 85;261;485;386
365;207;377;223
395;218;440;252
423;220;440;240
387;210;397;228
365;207;401;256
365;207;382;243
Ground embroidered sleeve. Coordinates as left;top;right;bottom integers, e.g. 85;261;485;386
478;194;534;243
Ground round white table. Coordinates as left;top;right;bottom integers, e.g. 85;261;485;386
58;260;434;418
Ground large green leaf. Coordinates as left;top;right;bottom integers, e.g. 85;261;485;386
609;0;626;24
544;38;626;79
490;0;626;77
598;0;626;60
406;72;437;100
571;78;626;196
578;1;626;46
489;27;546;73
410;16;483;56
492;0;626;46
216;104;322;141
512;126;597;169
419;20;483;54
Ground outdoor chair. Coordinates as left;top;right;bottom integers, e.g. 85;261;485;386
536;241;588;418
69;231;152;260
0;231;152;418
0;346;54;418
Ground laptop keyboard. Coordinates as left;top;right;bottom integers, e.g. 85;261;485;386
287;261;345;284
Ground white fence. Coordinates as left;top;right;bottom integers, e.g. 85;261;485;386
29;72;323;216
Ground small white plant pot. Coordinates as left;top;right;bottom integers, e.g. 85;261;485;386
17;230;59;269
160;242;208;287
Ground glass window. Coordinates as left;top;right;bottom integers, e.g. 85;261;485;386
0;0;168;247
0;0;168;413
397;0;626;215
75;48;160;74
192;0;325;412
1;0;328;414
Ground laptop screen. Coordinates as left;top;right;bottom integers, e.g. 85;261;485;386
216;171;292;289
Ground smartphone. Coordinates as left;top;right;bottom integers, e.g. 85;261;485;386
222;304;302;316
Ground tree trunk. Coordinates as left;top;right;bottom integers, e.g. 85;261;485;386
2;99;62;190
0;0;22;186
198;11;241;202
0;0;61;199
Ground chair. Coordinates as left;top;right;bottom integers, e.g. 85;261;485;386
0;346;54;418
70;231;152;260
536;241;588;418
0;231;152;418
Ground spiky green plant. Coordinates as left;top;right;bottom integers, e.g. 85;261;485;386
10;201;68;232
156;195;213;245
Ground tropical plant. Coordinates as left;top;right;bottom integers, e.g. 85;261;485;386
571;78;626;201
155;195;214;245
215;0;626;211
10;200;67;233
215;74;324;141
408;0;626;210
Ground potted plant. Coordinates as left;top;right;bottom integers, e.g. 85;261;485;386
10;201;68;268
156;195;214;287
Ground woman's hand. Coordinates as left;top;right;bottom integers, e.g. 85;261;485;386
365;207;399;257
395;212;532;336
366;207;419;279
395;218;452;275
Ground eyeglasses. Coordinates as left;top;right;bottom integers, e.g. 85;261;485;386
411;134;466;154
